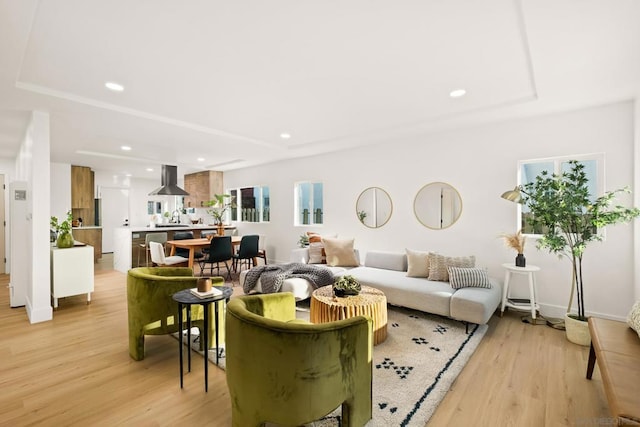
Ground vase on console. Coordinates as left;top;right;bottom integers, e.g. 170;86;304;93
501;230;526;268
56;230;74;248
51;210;74;248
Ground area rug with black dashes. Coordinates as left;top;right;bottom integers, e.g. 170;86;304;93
177;305;488;427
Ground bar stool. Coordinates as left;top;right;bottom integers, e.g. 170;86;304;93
137;232;168;267
500;263;541;319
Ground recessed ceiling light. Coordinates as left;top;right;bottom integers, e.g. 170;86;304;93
121;145;131;151
449;89;466;98
197;157;205;162
105;81;124;92
146;167;154;172
280;133;291;139
125;173;132;177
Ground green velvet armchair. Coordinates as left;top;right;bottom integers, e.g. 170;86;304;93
225;292;373;427
127;267;225;361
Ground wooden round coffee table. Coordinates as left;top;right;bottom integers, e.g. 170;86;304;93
310;285;387;345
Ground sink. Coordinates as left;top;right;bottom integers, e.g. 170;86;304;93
152;224;190;228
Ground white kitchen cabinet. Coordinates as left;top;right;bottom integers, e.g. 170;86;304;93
50;245;95;309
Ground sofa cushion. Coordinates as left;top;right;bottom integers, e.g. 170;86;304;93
364;251;407;271
448;267;492;289
628;300;640;339
428;253;475;281
406;248;430;278
322;237;359;267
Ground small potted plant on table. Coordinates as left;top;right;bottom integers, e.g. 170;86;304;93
333;275;361;297
50;210;74;248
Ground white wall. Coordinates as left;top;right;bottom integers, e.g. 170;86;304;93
225;101;638;320
0;158;16;273
15;111;52;323
50;162;71;222
634;98;640;301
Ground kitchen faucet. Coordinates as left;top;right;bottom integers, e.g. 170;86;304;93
171;209;181;224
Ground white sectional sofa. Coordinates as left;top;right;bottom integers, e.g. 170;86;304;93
284;247;502;326
344;251;501;326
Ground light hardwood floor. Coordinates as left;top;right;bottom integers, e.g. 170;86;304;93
0;257;612;426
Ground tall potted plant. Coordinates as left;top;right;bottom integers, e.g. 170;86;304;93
520;160;640;345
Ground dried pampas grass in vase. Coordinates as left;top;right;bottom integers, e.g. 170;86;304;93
501;229;527;267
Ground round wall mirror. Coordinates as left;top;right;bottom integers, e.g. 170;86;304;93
413;182;462;230
356;187;393;228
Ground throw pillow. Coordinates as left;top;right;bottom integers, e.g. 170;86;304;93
322;237;359;267
428;253;475;281
306;231;322;243
306;232;337;264
308;242;326;264
628;300;640;339
448;267;492;289
406;248;430;278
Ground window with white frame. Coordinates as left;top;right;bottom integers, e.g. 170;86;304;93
295;182;323;225
518;153;604;234
227;186;269;223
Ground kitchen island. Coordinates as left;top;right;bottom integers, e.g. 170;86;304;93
113;224;236;273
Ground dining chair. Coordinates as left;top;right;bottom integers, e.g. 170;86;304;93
232;235;260;273
257;234;268;265
201;230;216;240
137;232;168;267
199;236;233;280
149;241;189;267
172;231;202;259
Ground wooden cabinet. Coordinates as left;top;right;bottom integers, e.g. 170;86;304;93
184;170;223;208
72;228;102;262
71;165;95;227
71;165;93;209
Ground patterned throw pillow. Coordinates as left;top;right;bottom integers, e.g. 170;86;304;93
406;248;430;278
308;242;326;264
306;232;337;264
448;267;492;289
628;300;640;339
427;253;475;281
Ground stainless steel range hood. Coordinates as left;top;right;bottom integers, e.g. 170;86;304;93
148;165;189;196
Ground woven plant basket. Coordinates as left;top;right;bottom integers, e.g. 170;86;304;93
565;313;590;346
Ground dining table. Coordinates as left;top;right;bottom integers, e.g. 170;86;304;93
167;235;242;269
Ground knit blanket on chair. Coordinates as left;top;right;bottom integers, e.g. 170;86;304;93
243;263;336;295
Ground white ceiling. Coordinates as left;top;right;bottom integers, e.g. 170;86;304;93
0;0;638;178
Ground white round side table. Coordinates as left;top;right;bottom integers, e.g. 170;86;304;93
501;263;541;319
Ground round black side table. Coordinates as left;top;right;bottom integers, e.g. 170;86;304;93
172;286;233;392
